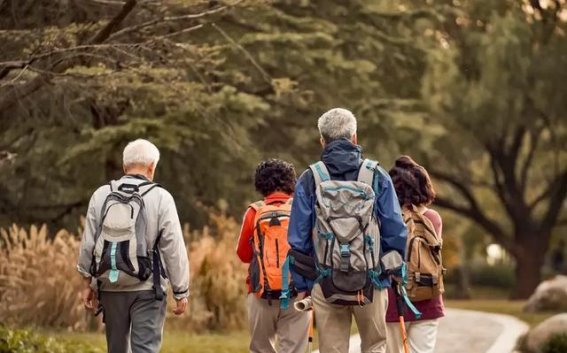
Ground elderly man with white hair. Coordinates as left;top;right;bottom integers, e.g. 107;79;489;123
286;108;407;353
77;139;189;353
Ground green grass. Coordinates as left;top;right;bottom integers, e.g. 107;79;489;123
51;330;251;353
445;299;555;327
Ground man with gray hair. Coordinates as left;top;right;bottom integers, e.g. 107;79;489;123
286;108;407;353
77;139;189;353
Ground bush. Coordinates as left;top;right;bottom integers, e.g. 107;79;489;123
0;326;102;353
542;333;567;353
0;215;249;332
469;262;516;289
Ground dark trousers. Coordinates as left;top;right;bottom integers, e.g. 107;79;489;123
100;290;167;353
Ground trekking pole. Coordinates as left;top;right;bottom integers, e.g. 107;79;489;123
393;280;410;353
294;296;314;353
308;309;314;353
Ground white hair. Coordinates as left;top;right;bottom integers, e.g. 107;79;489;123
123;139;160;168
317;108;357;143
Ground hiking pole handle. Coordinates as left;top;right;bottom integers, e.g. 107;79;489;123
294;297;313;312
392;279;405;316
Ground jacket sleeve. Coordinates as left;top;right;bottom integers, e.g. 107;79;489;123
236;207;255;263
158;190;190;300
77;192;98;278
287;172;315;292
374;167;407;259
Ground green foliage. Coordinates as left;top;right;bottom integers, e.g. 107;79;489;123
0;0;428;229
542;333;567;353
0;327;102;353
416;0;567;297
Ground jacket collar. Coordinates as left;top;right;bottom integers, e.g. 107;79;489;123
123;174;151;182
321;139;362;176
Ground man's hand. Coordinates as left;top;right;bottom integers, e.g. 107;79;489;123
82;287;97;311
173;297;188;315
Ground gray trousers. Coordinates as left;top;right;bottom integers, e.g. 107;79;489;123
100;290;167;353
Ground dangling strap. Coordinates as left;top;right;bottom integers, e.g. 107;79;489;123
399;263;421;319
358;159;379;186
279;255;291;309
152;231;165;301
309;161;330;186
400;286;422;319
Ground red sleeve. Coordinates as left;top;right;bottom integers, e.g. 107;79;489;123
424;209;443;238
236;207;256;263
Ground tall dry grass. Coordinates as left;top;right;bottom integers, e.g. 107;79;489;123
0;215;248;332
0;225;88;330
169;214;248;332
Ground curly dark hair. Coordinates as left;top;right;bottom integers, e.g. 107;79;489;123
389;155;436;207
254;159;296;196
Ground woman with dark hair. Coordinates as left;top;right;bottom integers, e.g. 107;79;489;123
236;159;309;353
386;156;445;353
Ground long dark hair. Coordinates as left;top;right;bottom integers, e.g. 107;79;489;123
389;155;436;207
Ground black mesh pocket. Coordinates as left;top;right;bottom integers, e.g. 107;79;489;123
319;272;374;306
332;270;367;292
249;256;262;293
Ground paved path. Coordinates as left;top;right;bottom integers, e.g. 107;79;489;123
313;308;529;353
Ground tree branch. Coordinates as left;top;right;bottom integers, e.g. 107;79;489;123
429;169;480;210
0;0;138;112
541;169;567;232
428;168;516;255
211;22;272;85
107;0;243;41
435;196;517;256
520;126;542;192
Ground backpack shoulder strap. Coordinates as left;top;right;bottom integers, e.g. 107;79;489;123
408;205;439;242
309;161;330;186
358;159;379;185
140;183;161;197
249;200;265;212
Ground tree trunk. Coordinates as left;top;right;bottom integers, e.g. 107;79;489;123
454;265;472;299
511;238;547;299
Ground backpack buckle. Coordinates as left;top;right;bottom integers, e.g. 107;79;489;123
339;244;350;272
269;217;281;226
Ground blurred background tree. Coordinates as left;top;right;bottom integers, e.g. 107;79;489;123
0;0;565;299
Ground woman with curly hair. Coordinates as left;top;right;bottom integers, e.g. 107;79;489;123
386;155;445;353
236;159;309;353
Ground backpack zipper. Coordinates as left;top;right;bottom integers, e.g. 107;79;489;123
276;239;280;268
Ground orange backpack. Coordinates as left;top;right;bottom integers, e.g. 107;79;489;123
248;199;293;300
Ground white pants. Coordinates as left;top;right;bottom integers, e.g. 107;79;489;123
386;320;439;353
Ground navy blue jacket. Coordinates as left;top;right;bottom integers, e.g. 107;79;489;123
288;139;407;292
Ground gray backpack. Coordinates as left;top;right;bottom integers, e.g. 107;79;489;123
91;180;160;288
310;159;382;305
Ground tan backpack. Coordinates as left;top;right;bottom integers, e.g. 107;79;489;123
404;205;445;302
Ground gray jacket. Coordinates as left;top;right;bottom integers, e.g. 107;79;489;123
77;175;190;300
